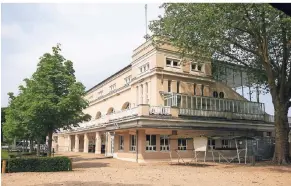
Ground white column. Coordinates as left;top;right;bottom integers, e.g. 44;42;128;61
148;81;151;105
75;134;79;152
143;83;147;104
84;133;89;153
95;132;102;154
68;135;71;152
140;84;143;105
136;86;139;106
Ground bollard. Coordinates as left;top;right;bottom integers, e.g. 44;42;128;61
2;160;7;173
251;155;256;166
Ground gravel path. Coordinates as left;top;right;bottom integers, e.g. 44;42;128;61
2;152;291;186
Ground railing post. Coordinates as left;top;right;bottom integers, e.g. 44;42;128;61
170;106;179;117
138;104;150;116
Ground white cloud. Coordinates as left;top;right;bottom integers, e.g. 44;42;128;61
1;4;162;106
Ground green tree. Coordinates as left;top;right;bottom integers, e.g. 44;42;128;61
150;3;291;164
1;107;7;143
22;44;91;156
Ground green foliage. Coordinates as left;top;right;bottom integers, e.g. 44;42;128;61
7;156;72;172
3;44;91;156
150;4;291;94
1;107;7;142
150;3;291;164
1;150;9;159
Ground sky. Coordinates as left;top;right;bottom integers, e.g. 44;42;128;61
1;3;288;116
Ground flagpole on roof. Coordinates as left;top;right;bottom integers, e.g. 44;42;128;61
145;4;149;41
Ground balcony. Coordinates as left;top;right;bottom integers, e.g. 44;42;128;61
162;92;266;121
65;100;290;133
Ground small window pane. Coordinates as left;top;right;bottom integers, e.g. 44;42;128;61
219;92;224;98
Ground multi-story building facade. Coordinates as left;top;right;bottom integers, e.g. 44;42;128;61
53;39;280;162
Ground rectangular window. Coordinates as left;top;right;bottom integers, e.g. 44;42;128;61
266;132;272;137
168;80;172;92
191;63;203;71
191;63;197;71
166;58;180;68
197;64;202;71
160;135;170;151
119;136;124;150
208;139;216;150
124;75;131;85
178;138;187;150
194;84;196;95
139;63;149;74
201;85;204;96
130;135;136;151
146;135;156;151
222;139;231;148
177;81;180;93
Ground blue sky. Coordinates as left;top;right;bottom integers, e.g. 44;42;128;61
1;3;288;116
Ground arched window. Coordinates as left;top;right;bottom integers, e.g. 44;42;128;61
107;107;115;115
95;111;102;119
213;91;218;98
219;92;225;98
121;102;130;110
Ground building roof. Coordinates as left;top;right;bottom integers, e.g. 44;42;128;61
85;64;132;94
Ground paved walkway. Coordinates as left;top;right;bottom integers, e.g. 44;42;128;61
2;152;291;186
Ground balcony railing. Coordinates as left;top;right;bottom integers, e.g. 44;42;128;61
108;107;138;120
162;92;267;121
61;103;290;134
264;114;291;124
149;106;171;115
179;108;264;121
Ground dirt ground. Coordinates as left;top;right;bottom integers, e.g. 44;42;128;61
2;152;291;186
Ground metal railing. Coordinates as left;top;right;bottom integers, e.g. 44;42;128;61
164;93;265;115
108;107;138;121
179;108;264;120
264;114;291;124
149;106;171;115
74;107;138;130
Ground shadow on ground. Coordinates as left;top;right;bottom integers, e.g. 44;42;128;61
169;163;216;167
73;162;109;169
72;157;112;162
34;181;149;186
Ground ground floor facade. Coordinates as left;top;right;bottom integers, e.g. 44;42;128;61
53;127;275;163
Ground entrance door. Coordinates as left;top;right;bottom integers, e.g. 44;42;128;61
106;133;114;157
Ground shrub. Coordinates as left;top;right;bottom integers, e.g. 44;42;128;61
7;156;72;173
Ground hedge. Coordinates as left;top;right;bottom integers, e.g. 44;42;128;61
6;156;72;173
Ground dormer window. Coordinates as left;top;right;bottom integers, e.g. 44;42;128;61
124;75;131;85
166;58;180;68
139;63;149;74
109;83;116;91
191;62;203;72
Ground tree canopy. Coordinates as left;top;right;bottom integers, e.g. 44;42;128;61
3;44;91;156
150;3;291;164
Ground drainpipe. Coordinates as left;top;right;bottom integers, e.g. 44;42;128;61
136;129;139;163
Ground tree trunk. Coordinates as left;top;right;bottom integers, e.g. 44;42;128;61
37;138;40;156
29;139;33;153
47;130;53;157
273;103;290;165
